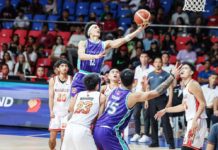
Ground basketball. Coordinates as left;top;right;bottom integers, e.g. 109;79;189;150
134;9;150;25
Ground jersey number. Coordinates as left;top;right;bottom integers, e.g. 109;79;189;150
90;60;95;66
106;102;119;115
74;101;93;114
57;93;67;102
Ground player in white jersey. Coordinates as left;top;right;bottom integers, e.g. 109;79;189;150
155;62;207;150
62;73;106;150
101;68;120;97
48;59;72;150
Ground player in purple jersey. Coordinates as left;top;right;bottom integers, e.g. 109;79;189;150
71;21;149;97
93;63;182;150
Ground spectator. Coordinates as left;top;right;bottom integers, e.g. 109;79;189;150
198;60;215;84
161;52;174;73
44;0;57;15
36;24;55;49
206;123;218;150
176;40;197;64
212;98;218;124
129;46;143;69
9;34;21;56
56;9;72;31
190;16;207;36
0;0;16;19
0;64;18;80
170;17;187;36
143;29;158;51
102;12;118;32
2;52;14;75
0;43;15;63
209;42;218;59
29;0;44;14
67;26;86;67
13;9;30;29
202;73;218;132
76;15;84;22
23;45;38;67
171;5;190;25
89;12;97;22
161;33;176;55
50;36;66;62
146;0;160;10
125;23;145;40
208;6;218;27
129;0;141;12
31;66;48;82
112;45;130;71
14;54;31;80
117;26;125;38
147;41;161;61
16;0;30;13
100;4;111;21
138;0;150;10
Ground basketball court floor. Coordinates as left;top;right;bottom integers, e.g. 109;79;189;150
0;126;206;150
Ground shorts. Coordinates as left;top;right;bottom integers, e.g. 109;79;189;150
93;126;129;150
183;119;207;149
71;73;86;97
61;123;97;150
49;114;68;131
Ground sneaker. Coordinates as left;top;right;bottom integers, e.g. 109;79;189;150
130;134;141;142
138;135;150;143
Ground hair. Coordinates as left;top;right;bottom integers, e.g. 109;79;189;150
84;22;97;38
140;51;149;56
161;52;170;57
55;59;70;67
83;73;100;90
182;62;196;72
154;57;162;62
120;69;134;87
56;36;63;45
3;51;12;62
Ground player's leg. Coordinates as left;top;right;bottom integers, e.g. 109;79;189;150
94;126;129;150
61;124;76;150
49;131;58;150
130;102;142;141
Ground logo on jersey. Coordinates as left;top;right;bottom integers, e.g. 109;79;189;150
71;88;77;94
27;98;41;113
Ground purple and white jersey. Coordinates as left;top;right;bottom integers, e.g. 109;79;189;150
77;39;105;73
95;87;133;132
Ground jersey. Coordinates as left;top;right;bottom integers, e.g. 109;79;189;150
103;85;117;98
69;91;101;128
53;75;71;116
77;39;105;73
183;86;207;121
95;87;132;132
71;39;105;97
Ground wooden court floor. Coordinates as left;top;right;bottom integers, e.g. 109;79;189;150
0;135;172;150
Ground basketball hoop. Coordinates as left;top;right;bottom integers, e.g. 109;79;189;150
183;0;206;12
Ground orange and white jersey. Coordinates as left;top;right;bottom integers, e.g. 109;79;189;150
104;85;116;98
183;87;207;121
53;75;72;116
69;91;100;128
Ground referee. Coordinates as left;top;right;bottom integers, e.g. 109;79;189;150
147;57;175;149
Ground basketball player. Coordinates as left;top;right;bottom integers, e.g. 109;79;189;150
101;68;120;97
93;63;181;150
48;59;72;150
71;21;149;97
61;74;106;150
155;62;207;150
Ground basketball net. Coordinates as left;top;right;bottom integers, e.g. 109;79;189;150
183;0;206;12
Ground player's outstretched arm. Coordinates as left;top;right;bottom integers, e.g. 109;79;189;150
127;63;181;108
154;103;185;120
104;23;149;50
78;40;105;60
97;94;107;118
49;78;55;118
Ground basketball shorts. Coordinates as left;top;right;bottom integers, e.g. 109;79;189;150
93;126;129;150
49;114;68;131
61;123;97;150
183;119;207;149
71;73;86;97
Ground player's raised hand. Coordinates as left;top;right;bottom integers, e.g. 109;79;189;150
170;62;182;78
154;109;166;120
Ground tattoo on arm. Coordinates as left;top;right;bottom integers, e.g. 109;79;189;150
155;75;174;95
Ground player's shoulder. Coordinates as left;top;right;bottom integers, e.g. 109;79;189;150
188;80;201;91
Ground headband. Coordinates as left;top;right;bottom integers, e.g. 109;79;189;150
87;24;96;36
